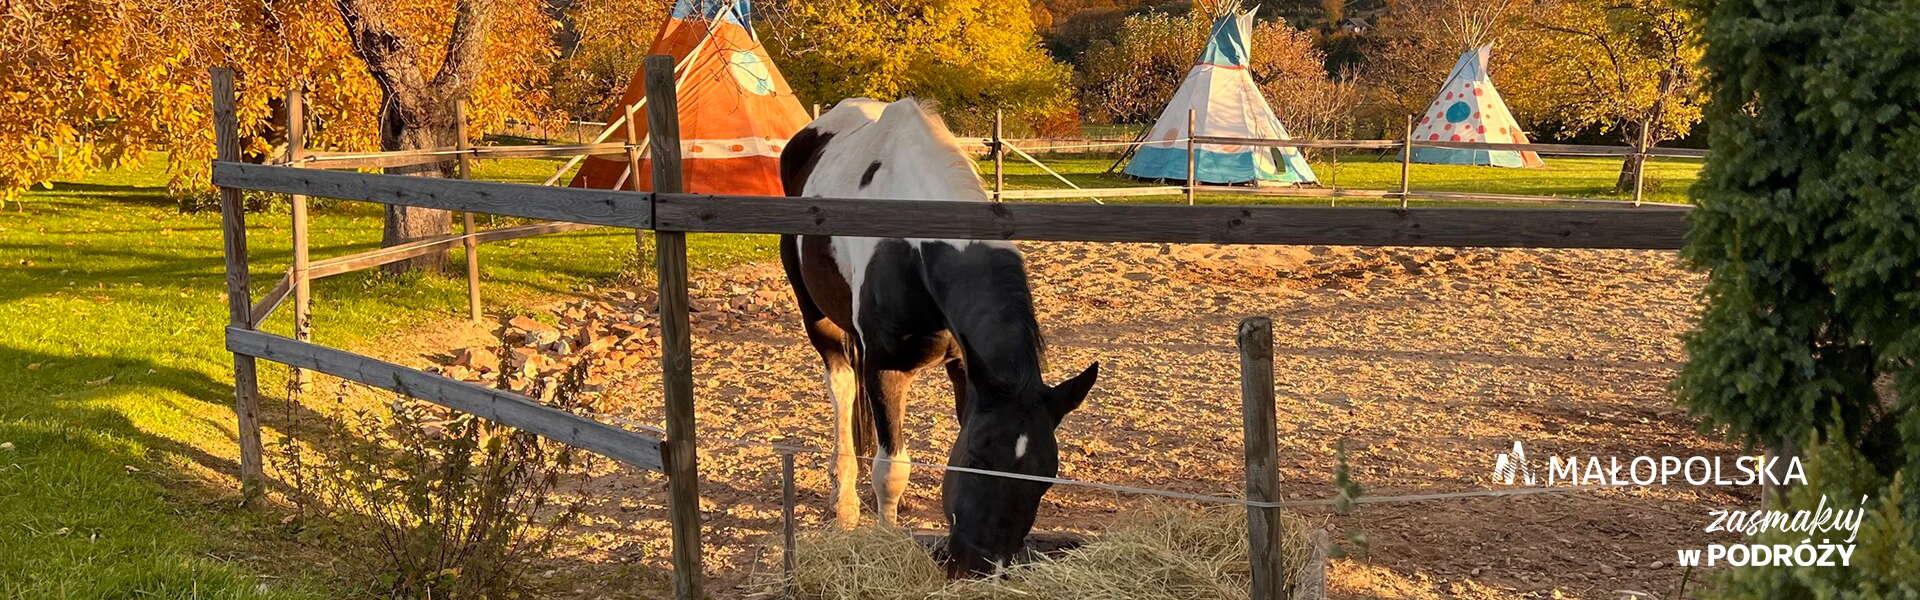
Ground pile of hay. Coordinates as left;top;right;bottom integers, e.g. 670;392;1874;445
762;504;1318;600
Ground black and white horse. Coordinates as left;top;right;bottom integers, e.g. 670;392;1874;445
778;98;1099;576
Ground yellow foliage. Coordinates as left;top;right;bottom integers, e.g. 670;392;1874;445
0;0;559;202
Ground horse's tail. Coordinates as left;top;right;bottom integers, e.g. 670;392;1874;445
782;233;877;458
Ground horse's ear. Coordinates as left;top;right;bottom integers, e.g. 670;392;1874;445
1048;362;1099;423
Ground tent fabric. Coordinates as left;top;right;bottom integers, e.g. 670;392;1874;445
569;0;811;195
1409;45;1544;168
1125;10;1316;186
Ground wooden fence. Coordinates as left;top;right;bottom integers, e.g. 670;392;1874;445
211;57;1692;600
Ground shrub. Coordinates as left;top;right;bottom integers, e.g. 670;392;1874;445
277;360;598;598
1680;0;1919;594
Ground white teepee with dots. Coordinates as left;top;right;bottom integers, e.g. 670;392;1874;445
1408;1;1543;168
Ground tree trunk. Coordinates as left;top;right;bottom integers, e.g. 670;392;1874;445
379;96;459;274
1615;71;1677;194
1615;151;1644;194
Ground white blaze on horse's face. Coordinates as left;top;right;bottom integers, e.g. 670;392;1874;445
1014;433;1029;460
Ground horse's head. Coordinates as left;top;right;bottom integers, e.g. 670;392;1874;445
941;362;1099;577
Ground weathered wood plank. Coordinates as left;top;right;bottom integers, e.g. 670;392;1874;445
226;327;666;471
653;194;1689;249
1192;136;1402;150
212;162;652;228
304;222;600;280
998;186;1186;199
250;274;293;324
211;68;265;505
646;54;705;600
1240;317;1286;600
300;143;631;170
456;101;483;323
288;84;314;393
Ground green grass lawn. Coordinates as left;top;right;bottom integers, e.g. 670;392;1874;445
0;147;1696;597
0;155;769;598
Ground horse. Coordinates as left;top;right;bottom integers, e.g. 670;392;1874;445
777;98;1100;577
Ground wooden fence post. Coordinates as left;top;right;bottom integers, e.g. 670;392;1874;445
1186;108;1197;206
781;445;798;595
645;54;705;600
624;102;648;261
456;100;482;322
1632;119;1651;208
992;109;1005;202
1239;316;1285;600
212;68;265;505
287;83;313;391
1399;115;1413;209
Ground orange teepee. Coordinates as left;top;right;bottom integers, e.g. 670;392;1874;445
570;0;811;195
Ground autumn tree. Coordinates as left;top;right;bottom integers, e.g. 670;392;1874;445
1527;0;1703;191
1;0;555;245
759;0;1073;134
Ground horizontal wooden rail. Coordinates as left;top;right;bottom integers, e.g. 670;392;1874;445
1190;135;1708;159
300;143;633;170
248;224;602;324
999;186;1185;199
653;193;1688;249
1190;136;1401;150
228;327;666;471
214;162;652;228
307;222;600;280
251;276;293;324
1413;139;1707;159
1405;189;1692;209
215;161;1688;248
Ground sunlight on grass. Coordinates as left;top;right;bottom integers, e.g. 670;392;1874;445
0;155;766;598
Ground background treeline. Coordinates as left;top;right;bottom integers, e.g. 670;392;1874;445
1;0;1699;202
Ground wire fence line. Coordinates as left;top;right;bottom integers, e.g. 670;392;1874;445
590;413;1599;511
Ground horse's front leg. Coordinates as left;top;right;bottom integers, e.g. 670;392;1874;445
867;367;916;527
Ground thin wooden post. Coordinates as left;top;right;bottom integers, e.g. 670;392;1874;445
1328;147;1339;207
623;102;648;261
1239;317;1285;600
780;445;798;594
212;68;264;505
1399;115;1413;209
1186;108;1197;206
287;84;313;391
645;54;705;600
456;100;481;322
1632;118;1651;208
992;109;1005;202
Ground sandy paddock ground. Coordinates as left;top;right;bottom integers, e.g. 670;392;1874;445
408;242;1753;599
